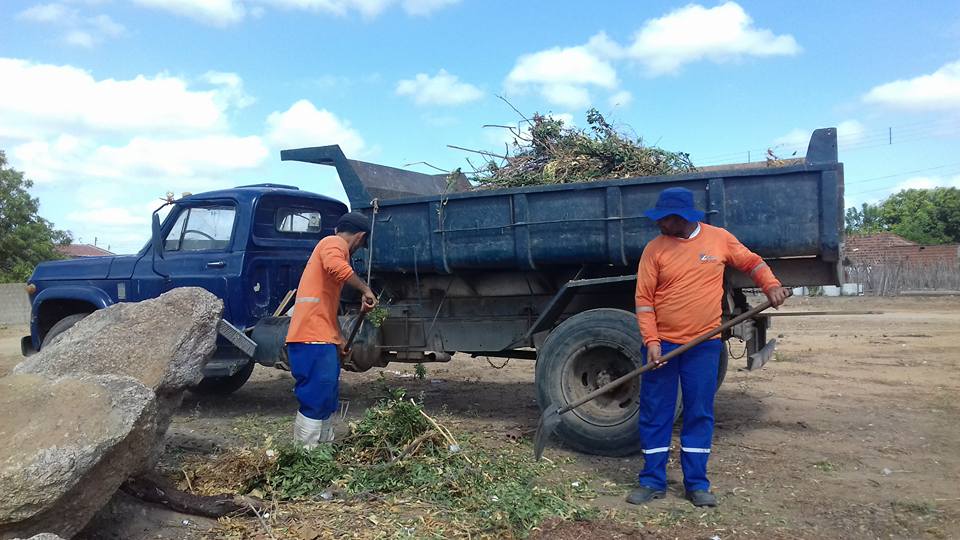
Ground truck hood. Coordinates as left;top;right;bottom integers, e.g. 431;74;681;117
30;255;138;281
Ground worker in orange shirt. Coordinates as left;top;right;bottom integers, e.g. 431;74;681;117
629;187;790;508
287;212;377;448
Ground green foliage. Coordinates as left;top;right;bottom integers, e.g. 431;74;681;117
0;151;72;282
365;306;389;327
844;202;882;235
878;188;960;244
845;187;960;244
251;389;588;537
414;362;427;380
475;108;695;189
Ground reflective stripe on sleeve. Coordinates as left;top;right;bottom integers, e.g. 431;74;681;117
641;447;670;454
681;447;711;454
750;262;768;276
296;297;322;304
635;306;655;313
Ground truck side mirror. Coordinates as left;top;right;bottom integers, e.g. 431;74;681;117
152;212;165;260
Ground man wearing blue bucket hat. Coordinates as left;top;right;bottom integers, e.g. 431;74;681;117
629;187;790;508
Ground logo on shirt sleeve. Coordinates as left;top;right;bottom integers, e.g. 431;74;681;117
699;253;718;263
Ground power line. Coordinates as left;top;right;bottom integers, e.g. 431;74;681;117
845;162;960;186
692;119;960;166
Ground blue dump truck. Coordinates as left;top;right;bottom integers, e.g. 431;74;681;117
23;128;843;456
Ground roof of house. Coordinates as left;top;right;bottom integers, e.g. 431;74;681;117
844;233;958;265
57;244;115;258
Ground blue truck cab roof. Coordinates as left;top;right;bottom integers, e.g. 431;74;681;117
176;183;346;208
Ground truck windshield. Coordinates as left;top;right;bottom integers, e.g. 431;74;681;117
164;205;236;252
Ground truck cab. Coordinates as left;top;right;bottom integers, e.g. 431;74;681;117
23;183;347;392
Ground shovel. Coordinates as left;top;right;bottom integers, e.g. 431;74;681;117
533;293;789;460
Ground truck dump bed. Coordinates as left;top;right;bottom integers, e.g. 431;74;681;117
282;128;844;286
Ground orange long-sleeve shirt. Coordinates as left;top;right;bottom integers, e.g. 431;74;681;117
635;223;781;346
286;235;355;344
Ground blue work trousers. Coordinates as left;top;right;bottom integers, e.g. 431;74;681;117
288;343;340;420
638;339;722;492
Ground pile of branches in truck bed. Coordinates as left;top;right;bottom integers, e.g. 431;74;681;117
464;107;695;189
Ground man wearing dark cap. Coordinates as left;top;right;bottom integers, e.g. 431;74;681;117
629;187;789;507
286;211;377;448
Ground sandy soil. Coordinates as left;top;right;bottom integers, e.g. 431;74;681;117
2;295;958;539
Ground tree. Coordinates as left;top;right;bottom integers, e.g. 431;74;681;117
877;188;960;244
0;151;72;282
844;202;882;235
845;187;960;244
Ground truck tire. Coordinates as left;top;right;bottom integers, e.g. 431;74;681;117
536;309;731;457
535;308;644;457
41;313;89;349
192;361;255;395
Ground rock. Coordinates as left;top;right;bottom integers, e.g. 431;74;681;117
14;535;67;540
0;373;156;540
15;287;223;457
3;288;223;539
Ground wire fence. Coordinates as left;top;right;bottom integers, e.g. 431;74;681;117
844;260;960;296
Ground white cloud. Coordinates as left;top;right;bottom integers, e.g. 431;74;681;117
401;0;459;15
505;36;618;108
773;120;866;153
608;90;633;108
863;60;960;110
893;174;960;192
11;134;269;184
65;30;96;47
262;0;458;17
627;1;800;75
0;58;239;139
66;207;148;227
132;0;247;26
396;69;483;106
539;84;591;109
18;3;71;22
265;99;366;156
17;3;126;46
203;71;256;108
836;119;866;145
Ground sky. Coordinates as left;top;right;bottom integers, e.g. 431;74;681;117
2;0;960;253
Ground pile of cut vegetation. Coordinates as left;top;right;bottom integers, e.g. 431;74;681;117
469;107;695;189
181;389;593;539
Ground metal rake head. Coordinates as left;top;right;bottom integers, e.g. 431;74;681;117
533;404;562;461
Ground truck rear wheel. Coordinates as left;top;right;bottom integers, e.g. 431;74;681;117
535;308;643;457
535;309;730;457
191;361;255;395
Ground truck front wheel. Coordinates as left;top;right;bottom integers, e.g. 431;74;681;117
192;361;255;395
41;313;89;349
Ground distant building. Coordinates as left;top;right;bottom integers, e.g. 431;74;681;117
844;232;959;266
56;244;114;259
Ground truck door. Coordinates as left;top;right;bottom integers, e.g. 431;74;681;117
135;202;242;322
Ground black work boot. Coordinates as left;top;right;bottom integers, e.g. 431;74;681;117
626;486;666;505
685;490;718;507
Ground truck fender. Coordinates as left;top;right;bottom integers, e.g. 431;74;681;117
29;286;114;349
32;285;113;312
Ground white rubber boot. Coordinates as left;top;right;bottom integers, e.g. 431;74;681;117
318;418;335;443
293;412;324;449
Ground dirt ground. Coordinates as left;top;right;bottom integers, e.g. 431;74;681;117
2;295;959;539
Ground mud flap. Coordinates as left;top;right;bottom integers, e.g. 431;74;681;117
747;338;777;371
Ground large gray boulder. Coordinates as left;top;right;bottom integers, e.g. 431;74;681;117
2;288;223;539
0;373;156;540
15;287;223;450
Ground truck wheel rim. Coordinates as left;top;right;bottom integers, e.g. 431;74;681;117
560;342;639;427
